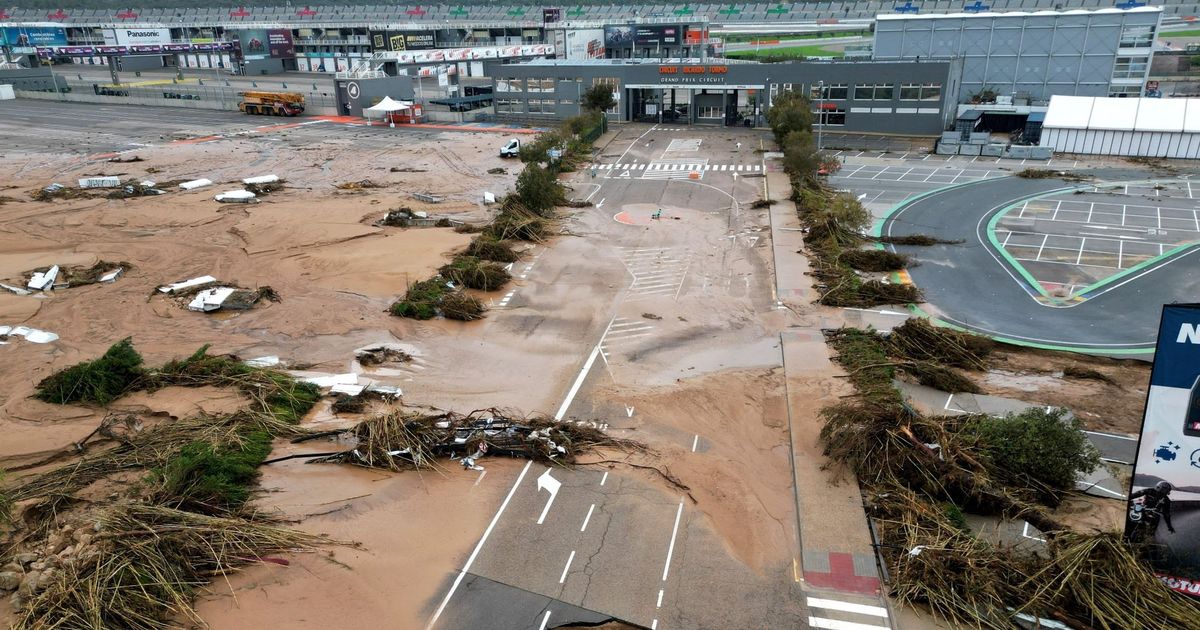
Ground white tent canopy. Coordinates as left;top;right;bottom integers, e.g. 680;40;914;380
364;96;414;114
1040;96;1200;159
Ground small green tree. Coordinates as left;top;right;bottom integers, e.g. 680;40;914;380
766;90;813;145
514;164;564;217
781;129;822;186
581;84;616;112
964;407;1101;493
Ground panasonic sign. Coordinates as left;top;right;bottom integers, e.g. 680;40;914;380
104;28;171;46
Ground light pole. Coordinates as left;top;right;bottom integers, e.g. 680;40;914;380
817;79;824;151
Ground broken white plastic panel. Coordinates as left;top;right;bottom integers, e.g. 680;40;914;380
214;190;256;203
179;178;213;190
140;180;157;188
0;325;59;344
78;176;120;189
413;210;428;219
0;284;31;296
158;275;217;294
366;384;402;398
330;383;366;396
186;287;236;312
27;265;59;291
241;175;279;185
243;356;281;368
483;191;497;204
99;268;123;283
299;373;359;388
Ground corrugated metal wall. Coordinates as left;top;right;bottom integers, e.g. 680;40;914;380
1043;127;1200;158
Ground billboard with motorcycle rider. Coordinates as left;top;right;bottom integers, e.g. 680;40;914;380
1126;304;1200;596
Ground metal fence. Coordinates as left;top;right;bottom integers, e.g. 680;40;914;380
56;79;338;111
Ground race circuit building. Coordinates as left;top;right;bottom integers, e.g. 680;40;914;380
872;6;1163;102
488;58;959;135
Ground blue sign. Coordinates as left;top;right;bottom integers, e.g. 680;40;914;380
963;1;991;12
2;26;68;47
894;1;920;13
1115;0;1146;8
1127;304;1200;593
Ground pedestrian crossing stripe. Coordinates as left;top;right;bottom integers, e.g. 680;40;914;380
592;163;761;172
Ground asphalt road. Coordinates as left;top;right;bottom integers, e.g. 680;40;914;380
882;173;1200;353
430;125;810;630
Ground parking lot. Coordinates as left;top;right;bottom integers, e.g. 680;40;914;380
994;184;1200;299
825;149;1080;169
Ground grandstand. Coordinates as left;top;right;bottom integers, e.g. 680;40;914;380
0;1;1196;26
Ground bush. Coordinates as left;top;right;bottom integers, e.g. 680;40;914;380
841;249;910;272
440;291;486;321
963;408;1101;493
35;338;145;405
439;256;511;291
582;84;616;112
155;431;273;512
515;164;565;217
484;204;549;242
466;236;520;263
390;278;447;320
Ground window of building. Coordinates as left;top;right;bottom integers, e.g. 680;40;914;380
900;83;942;100
811;83;848;100
559;98;575;106
1119;25;1154;48
1108;85;1142;97
1112;56;1149;79
853;84;894;100
814;107;846;126
497;78;525;92
528;78;555;93
698;106;723;118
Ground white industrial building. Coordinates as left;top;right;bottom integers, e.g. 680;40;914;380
1039;95;1200;159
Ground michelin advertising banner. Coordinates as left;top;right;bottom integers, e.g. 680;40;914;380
1126;304;1200;596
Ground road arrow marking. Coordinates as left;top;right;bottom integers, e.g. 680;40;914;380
732;172;739;181
504;262;514;271
536;468;561;525
625;405;635;417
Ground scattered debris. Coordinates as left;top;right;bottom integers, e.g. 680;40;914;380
302;409;644;471
486;167;507;175
0;325;59;344
187;287;237;312
106;180;166;198
0;283;31;296
243;356;281;368
179;178;213;190
877;234;962;246
355;346;412;366
750;199;776;209
642;312;662;320
77;176;121;189
377;207;426;227
464;237;520;263
26;265;59;291
107;155;144;163
841;249;910;273
439;255;511;291
214;190;258;203
241;174;279;185
412;192;443;204
389;166;427;173
483;191;497;204
334;179;384;190
158;275;218;295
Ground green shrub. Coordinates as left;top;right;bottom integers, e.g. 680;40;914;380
841;249;910;272
156;431;273;512
35;338;145;405
964;408;1101;492
390;278;447;320
466;236;520;263
390;299;438;320
515;164;565;217
154;345;319;424
439;255;511;291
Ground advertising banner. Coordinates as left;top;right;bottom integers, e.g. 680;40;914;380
105;27;170;46
267;29;294;57
2;27;67;47
235;29;269;58
604;25;679;48
1126;304;1200;595
371;30;436;52
564;29;604;60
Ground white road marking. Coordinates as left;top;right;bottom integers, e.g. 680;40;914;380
425;460;533;629
538;610;552;630
662;499;685;581
554;344;602;420
807;618;890;630
691;434;699;452
600;471;608;486
651;620;658;629
473;470;487;486
807;597;889;617
536;468;562;525
581;504;595;532
559;550;576;584
657;589;665;608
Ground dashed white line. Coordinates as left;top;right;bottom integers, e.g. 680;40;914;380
600;471;608;486
559;550;576;584
554;344;602;421
651;620;658;629
581;504;595;532
657;589;664;608
691;434;699;452
538;610;552;630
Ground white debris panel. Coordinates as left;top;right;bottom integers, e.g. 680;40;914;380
186;287;236;312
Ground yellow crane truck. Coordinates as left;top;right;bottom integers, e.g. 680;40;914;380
238;91;305;116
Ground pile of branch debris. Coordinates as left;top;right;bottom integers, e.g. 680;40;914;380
298;409;644;471
156;275;280;313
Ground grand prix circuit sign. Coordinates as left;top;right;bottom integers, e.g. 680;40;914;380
1126;304;1200;596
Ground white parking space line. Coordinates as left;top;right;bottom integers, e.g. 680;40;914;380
559;550;576;584
662;499;685;581
808;618;890;630
807;598;888;618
